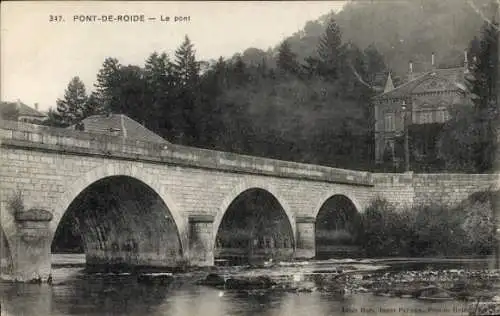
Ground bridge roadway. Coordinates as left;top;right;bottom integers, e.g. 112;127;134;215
0;119;496;282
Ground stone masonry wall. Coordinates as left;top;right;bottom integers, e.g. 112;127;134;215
373;172;499;209
371;173;415;209
0;145;375;261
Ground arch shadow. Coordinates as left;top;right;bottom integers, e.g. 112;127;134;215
51;163;186;256
313;190;363;218
1;227;13;275
314;193;363;259
212;180;296;249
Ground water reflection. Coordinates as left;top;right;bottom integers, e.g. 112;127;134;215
0;267;472;316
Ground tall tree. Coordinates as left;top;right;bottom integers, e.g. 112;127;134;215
276;40;299;75
172;35;201;144
94;58;122;114
364;44;387;87
317;17;343;80
55;76;89;126
173;36;200;89
83;92;105;118
230;55;249;86
144;52;176;135
467;12;499;172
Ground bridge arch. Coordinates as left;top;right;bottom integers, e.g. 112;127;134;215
313;191;363;258
313;190;363;218
51;162;186;256
213;179;296;246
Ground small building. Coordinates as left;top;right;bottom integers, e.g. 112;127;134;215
372;52;472;164
0;101;47;124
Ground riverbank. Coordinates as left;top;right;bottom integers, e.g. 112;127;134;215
2;257;500;316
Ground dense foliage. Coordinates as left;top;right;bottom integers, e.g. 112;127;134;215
43;0;497;172
359;193;497;257
437;6;499;173
45;19;385;169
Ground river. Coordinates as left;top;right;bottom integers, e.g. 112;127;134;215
0;255;495;316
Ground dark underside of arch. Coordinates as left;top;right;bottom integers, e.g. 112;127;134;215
51;176;183;271
1;229;13;275
315;195;362;259
215;189;294;265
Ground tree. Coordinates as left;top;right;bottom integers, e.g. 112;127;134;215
276;40;299;75
466;13;499;172
173;35;200;89
317;17;343;80
43;108;66;128
55;76;89;126
364;44;387;87
144;52;176;135
103;65;150;126
230;55;249;86
172;35;202;144
83;92;104;118
94;57;122;114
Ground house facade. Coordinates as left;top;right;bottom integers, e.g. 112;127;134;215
372;53;472;164
0;101;47;124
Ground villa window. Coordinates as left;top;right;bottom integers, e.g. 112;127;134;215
419;111;433;124
435;109;449;123
384;112;395;131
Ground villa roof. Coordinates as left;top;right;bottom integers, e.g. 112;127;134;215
69;114;169;144
374;67;467;100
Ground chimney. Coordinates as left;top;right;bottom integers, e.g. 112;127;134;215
408;60;414;81
34;103;39;111
431;52;435;68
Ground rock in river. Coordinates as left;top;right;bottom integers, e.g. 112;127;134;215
416;285;454;301
225;276;276;290
137;273;173;285
200;273;226;287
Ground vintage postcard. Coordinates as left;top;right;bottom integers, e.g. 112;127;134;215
0;1;499;315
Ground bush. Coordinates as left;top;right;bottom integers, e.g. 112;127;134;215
359;197;415;257
360;191;497;258
411;203;468;257
459;190;497;255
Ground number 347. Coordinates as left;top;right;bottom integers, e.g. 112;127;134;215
49;15;63;22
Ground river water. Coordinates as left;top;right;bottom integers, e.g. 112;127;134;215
0;256;490;316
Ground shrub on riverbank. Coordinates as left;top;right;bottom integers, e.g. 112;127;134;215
359;191;497;257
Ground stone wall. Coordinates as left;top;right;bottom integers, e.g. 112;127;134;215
372;172;499;209
372;173;415;209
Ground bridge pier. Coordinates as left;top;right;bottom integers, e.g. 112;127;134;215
12;209;53;282
294;216;316;259
188;215;215;267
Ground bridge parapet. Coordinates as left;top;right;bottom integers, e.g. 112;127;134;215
0;119;373;186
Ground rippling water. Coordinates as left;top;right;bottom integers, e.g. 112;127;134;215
2;257;488;316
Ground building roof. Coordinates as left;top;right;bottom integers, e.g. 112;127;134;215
383;73;395;93
374;67;467;100
0;101;47;118
70;114;169;144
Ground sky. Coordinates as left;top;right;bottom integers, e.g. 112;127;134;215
1;1;347;112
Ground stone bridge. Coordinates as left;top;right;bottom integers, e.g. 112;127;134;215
0;120;497;281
